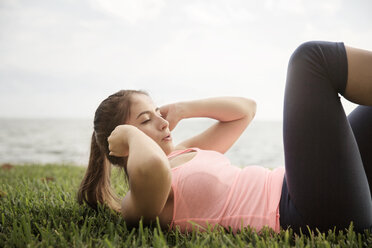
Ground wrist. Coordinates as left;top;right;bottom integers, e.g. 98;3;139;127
176;101;189;119
115;125;139;146
123;125;144;141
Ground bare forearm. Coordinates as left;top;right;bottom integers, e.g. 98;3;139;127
178;97;256;122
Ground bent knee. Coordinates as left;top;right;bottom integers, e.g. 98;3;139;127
288;41;323;66
287;41;348;94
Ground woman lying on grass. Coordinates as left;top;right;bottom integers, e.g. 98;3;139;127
78;41;372;234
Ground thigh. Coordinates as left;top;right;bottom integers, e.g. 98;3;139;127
283;41;372;232
348;105;372;194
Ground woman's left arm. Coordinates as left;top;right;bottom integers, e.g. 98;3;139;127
160;97;256;154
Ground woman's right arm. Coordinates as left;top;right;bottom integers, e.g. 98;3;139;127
108;125;171;224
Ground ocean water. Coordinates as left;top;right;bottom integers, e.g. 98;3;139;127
0;118;284;168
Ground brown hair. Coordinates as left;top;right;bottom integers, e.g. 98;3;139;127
77;89;148;213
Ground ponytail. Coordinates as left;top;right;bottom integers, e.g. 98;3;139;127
77;132;121;213
78;90;146;213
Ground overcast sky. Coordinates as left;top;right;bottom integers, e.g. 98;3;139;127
0;0;371;120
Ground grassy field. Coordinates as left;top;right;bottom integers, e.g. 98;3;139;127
0;164;371;247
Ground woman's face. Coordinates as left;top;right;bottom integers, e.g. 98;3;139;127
126;94;174;155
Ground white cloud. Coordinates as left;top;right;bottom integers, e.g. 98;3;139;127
264;0;305;14
0;0;21;8
90;0;166;24
317;0;341;15
264;0;341;15
184;2;228;25
0;0;370;120
183;1;258;25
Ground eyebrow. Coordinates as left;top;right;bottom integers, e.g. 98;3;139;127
136;107;160;119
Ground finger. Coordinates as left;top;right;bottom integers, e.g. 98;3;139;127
169;121;176;131
160;105;168;115
168;120;173;130
165;115;175;129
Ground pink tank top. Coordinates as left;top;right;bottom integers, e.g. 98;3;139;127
168;148;285;233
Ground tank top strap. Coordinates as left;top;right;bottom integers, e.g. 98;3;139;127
167;147;199;159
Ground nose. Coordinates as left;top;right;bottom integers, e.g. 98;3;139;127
159;116;169;130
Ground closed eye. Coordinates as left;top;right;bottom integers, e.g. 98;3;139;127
141;119;151;124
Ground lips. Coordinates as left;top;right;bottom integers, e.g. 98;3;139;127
162;133;172;141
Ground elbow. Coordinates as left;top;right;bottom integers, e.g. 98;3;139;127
251;99;257;118
252;101;257;119
244;98;256;121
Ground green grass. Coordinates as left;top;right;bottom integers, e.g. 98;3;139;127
1;164;371;247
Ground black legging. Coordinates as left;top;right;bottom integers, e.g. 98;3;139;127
279;41;372;233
